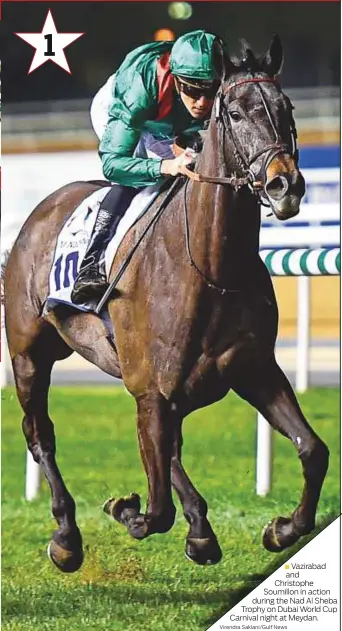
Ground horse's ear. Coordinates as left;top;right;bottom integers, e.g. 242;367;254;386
212;38;236;81
260;34;283;76
244;48;257;70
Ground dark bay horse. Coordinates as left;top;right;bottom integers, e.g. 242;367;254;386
4;36;329;572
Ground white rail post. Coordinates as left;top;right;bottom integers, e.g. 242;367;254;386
25;451;42;501
1;324;42;500
256;413;273;496
296;275;311;393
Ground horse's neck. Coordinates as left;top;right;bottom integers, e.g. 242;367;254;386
188;125;261;284
195;123;228;178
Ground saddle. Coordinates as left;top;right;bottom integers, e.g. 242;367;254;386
46;178;179;314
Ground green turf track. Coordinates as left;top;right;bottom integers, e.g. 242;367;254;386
2;386;340;631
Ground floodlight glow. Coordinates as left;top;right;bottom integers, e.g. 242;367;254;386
154;28;176;42
168;2;193;20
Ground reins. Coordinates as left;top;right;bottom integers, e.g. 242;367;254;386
95;177;184;314
95;75;299;311
179;165;263;191
95;172;242;314
183;178;240;295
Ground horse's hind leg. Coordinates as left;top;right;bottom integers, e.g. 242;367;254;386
232;356;329;552
11;328;84;572
104;393;176;539
171;417;222;565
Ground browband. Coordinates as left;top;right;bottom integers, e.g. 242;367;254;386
226;77;277;92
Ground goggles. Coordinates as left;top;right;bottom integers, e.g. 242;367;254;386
176;78;219;100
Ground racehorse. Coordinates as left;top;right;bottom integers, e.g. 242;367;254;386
4;36;329;572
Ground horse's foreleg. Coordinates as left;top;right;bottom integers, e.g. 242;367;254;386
171;418;222;565
104;393;176;539
233;356;329;552
13;351;83;572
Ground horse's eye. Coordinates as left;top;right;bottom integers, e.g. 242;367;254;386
229;111;242;122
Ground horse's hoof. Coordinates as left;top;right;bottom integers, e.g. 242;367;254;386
185;536;222;565
127;514;150;540
262;517;301;552
103;493;141;524
47;540;84;573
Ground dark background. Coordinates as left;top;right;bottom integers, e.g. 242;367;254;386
1;1;340;103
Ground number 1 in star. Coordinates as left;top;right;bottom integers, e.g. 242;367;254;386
44;34;55;57
15;10;84;74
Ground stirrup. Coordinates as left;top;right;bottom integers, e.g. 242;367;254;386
71;267;109;304
71;282;109;304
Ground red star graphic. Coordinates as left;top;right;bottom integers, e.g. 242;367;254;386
15;10;84;75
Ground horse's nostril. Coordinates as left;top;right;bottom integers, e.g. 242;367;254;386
265;175;289;201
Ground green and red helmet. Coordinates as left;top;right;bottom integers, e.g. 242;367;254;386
170;30;220;82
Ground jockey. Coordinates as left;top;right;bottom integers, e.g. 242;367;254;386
71;30;223;304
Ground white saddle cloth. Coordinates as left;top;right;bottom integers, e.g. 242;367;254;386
45;183;161;312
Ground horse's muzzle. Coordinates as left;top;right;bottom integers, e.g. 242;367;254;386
265;170;305;220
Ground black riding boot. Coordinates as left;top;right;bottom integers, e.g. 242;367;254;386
71;185;138;304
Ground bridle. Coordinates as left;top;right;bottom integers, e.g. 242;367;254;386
183;75;299;200
182;74;299;296
220;76;298;191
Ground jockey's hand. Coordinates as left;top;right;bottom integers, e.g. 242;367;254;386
160;149;196;177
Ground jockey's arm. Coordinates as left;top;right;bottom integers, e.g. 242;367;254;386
99;67;192;187
99;68;165;188
100;117;193;186
100;121;163;188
